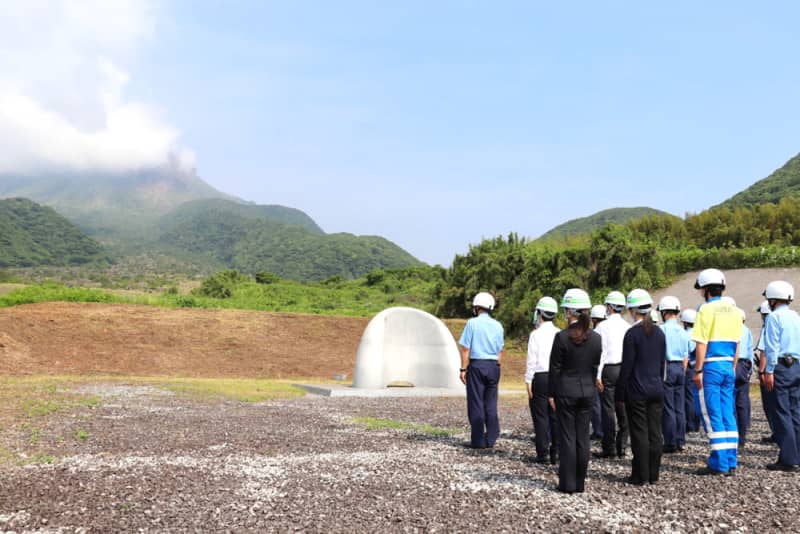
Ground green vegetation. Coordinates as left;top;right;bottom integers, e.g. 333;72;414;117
436;201;800;337
0;266;445;316
153;377;305;402
717;152;800;207
537;207;677;241
0;198;108;267
0;168;230;242
75;430;90;442
158;198;423;281
351;417;461;436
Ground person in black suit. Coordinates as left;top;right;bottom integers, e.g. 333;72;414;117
616;289;666;485
548;288;602;494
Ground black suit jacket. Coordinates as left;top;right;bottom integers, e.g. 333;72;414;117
548;327;602;399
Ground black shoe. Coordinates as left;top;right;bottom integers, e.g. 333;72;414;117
676;445;685;452
663;445;677;454
761;435;776;444
550;454;559;465
617;449;626;458
593;451;615;459
590;433;603;441
766;462;799;472
695;466;726;476
530;455;549;464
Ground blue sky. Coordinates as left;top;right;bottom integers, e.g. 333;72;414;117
77;2;800;264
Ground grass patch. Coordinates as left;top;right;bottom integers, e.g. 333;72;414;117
149;377;305;402
352;417;460;437
75;429;90;442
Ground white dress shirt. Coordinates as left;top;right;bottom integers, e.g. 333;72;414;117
595;313;630;380
525;321;561;384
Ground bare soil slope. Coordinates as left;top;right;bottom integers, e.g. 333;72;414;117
0;303;368;378
0;303;525;380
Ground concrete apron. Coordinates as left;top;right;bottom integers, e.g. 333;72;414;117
296;383;521;397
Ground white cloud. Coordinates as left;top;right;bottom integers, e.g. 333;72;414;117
0;0;194;174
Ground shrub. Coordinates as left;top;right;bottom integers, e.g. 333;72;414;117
255;271;281;284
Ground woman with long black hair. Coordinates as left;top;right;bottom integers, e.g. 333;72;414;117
616;289;666;485
548;288;602;494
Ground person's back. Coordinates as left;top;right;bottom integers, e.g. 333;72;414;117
618;323;666;403
549;328;602;399
461;313;504;359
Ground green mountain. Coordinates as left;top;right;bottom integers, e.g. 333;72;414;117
537;207;678;241
0;164;233;240
0;198;108;267
717;152;800;208
158;198;422;281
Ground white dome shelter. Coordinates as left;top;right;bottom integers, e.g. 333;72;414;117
353;307;462;389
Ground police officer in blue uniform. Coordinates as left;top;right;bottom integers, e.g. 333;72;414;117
755;300;778;443
658;296;691;453
734;307;755;449
459;292;505;449
761;281;800;471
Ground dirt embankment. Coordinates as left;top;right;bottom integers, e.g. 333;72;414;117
0;303;526;381
0;303;368;379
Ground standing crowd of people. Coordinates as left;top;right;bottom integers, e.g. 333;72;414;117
458;268;800;494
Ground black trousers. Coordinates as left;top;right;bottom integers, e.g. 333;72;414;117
625;398;664;484
530;373;559;458
555;396;592;493
600;364;628;455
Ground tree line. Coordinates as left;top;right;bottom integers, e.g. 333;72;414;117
434;197;800;337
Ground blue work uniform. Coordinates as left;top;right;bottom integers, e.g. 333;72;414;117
661;319;691;449
763;304;800;466
459;312;504;448
685;334;700;432
734;325;754;446
692;297;741;473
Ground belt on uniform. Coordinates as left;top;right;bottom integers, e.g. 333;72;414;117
704;356;734;363
603;363;622;367
666;360;683;365
779;355;798;367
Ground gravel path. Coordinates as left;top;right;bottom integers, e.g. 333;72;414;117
0;385;794;532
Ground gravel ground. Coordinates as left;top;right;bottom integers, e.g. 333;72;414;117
0;384;796;533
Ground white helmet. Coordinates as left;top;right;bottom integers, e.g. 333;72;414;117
604;291;627;307
472;292;495;310
694;268;726;289
591;304;607;320
763;280;794;302
657;296;681;312
680;308;697;325
535;296;559;314
650;309;661;323
721;296;737;306
626;288;653;309
757;300;772;315
561;288;592;310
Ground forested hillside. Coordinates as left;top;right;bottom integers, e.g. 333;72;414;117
717;152;800;207
159;201;422;281
0;165;232;241
436;197;800;336
0;198;108;267
537;207;676;241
